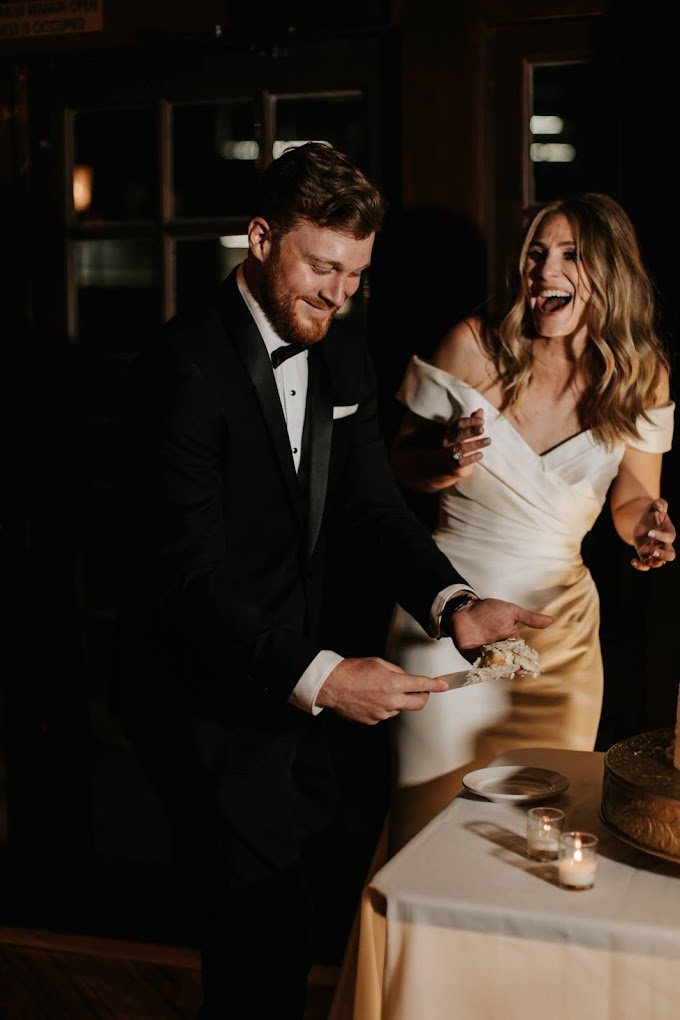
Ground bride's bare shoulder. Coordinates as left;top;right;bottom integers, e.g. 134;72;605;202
430;315;495;387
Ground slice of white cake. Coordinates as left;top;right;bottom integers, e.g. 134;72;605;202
466;638;541;684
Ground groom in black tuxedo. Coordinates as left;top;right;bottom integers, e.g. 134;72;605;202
116;142;550;1018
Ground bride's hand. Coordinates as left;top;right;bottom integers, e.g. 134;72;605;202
443;408;490;477
631;498;676;570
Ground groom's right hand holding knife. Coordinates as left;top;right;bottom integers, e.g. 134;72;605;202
316;598;552;725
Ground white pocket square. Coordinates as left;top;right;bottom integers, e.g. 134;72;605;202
332;403;358;419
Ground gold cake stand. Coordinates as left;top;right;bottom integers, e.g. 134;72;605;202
600;727;680;864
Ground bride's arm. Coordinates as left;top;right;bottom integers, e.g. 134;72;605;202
390;318;490;494
390;408;485;493
609;369;675;569
609;449;675;568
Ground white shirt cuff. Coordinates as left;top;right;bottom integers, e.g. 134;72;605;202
289;650;344;715
429;584;479;638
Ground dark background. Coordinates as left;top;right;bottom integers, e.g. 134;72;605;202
0;0;677;962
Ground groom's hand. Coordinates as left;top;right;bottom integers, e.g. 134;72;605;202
447;598;553;662
316;657;448;725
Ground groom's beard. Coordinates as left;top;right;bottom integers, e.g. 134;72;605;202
259;247;338;347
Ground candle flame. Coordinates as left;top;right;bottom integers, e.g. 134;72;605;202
574;849;583;863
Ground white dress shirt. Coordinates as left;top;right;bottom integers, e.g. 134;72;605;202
236;265;474;713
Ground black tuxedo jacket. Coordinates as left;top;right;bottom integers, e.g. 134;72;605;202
118;269;464;717
115;270;466;871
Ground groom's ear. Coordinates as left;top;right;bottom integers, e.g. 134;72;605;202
247;217;272;263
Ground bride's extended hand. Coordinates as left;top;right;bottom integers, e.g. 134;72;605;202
631;498;676;570
443;408;490;478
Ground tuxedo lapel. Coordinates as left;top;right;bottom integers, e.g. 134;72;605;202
218;276;304;525
305;346;332;559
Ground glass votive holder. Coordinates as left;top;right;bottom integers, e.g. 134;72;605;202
526;806;565;861
558;831;598;890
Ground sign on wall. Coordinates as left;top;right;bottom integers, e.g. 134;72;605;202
0;1;103;40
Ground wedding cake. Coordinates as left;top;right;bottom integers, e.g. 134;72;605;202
600;714;680;863
466;638;541;684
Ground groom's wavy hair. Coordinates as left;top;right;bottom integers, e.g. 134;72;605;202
254;141;386;239
485;192;669;446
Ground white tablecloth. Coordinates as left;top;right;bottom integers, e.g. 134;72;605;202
348;747;680;1020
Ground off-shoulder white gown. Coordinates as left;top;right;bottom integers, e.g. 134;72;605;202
386;355;674;851
329;355;674;1019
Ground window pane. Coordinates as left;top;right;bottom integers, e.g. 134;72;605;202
172;101;258;218
73;108;155;222
175;237;247;315
530;64;618;204
273;93;366;167
74;239;161;351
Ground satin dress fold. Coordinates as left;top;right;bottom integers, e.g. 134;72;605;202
386;355;674;851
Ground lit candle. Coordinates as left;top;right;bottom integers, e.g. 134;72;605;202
526;807;564;861
529;826;560;855
558;832;598;890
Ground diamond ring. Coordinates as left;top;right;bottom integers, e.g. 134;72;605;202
451;450;462;464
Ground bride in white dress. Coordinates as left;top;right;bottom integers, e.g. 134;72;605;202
329;193;677;1020
384;192;676;852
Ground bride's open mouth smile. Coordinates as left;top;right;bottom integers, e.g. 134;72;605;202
533;289;572;314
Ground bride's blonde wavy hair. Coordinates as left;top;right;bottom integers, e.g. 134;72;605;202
481;193;669;446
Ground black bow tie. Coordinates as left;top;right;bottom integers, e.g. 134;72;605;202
271;343;307;369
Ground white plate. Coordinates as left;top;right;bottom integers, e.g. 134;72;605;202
462;765;569;803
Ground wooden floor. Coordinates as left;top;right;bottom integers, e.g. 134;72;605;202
0;927;339;1020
